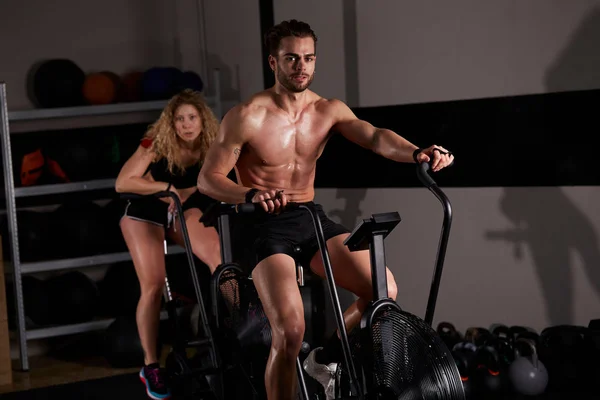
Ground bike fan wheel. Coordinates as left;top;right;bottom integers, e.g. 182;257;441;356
362;304;465;399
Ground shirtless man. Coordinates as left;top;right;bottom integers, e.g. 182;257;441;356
197;19;454;400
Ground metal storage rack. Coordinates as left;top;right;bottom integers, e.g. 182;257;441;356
0;69;222;370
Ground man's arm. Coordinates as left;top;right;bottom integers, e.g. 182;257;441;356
331;99;418;163
331;99;454;171
197;105;252;204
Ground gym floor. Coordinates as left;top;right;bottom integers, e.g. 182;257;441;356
0;352;595;400
0;353;139;395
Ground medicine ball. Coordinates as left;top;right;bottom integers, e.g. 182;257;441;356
28;59;85;108
82;71;121;105
178;71;204;92
119;70;144;102
162;67;184;96
141;67;183;100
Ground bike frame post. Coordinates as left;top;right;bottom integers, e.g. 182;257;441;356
299;204;364;399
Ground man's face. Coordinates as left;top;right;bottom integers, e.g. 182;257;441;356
270;36;316;93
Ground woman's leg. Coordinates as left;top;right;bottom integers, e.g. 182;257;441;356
167;208;222;273
120;216;166;365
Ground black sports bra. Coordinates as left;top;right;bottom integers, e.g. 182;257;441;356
145;157;201;189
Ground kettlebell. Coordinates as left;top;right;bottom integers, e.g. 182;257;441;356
464;327;491;347
437;322;462;350
539;325;586;391
451;341;477;399
509;337;548;396
491;325;515;365
473;341;508;396
513;327;540;342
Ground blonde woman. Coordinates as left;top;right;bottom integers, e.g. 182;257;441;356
115;89;221;400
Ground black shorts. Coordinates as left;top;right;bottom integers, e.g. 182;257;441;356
122;190;218;227
234;202;351;271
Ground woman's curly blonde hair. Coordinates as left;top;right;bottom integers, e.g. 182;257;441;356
144;89;220;174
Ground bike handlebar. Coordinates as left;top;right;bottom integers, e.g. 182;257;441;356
119;190;185;218
208;159;452;218
234;201;300;214
119;190;177;202
416;157;454;188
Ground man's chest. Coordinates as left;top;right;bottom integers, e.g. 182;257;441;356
251;111;333;158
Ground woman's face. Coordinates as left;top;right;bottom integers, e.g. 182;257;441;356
174;104;202;143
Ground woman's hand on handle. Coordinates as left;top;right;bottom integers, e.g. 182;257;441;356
167;185;183;214
414;145;454;172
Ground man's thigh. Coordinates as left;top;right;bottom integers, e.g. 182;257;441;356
252;253;305;328
309;233;395;301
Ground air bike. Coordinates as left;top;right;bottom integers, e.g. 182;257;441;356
196;159;466;400
331;160;465;400
121;158;466;399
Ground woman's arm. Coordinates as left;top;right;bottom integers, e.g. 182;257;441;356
115;144;170;194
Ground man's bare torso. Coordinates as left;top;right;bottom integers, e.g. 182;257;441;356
235;89;338;203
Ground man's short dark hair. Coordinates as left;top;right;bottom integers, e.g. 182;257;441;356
264;19;318;57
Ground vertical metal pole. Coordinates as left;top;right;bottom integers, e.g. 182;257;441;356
195;0;209;85
217;212;232;264
424;187;453;327
213;69;222;119
163;240;173;303
296;357;310;400
369;232;388;301
0;83;29;370
300;205;363;398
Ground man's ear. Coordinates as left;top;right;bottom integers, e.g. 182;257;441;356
268;55;276;72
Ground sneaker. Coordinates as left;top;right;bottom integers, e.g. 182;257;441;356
139;365;171;400
303;347;337;400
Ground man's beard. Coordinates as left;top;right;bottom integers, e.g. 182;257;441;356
277;69;314;93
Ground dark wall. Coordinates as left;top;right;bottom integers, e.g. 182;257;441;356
316;88;600;188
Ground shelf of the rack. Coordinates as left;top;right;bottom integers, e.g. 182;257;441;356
19;246;185;274
7;99;167;122
25;310;169;340
14;178;117;198
8;100;168;121
7;96;218;122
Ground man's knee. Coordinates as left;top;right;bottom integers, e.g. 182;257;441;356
272;311;305;353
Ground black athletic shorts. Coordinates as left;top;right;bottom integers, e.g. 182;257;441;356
233;202;350;271
122;190;218;227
